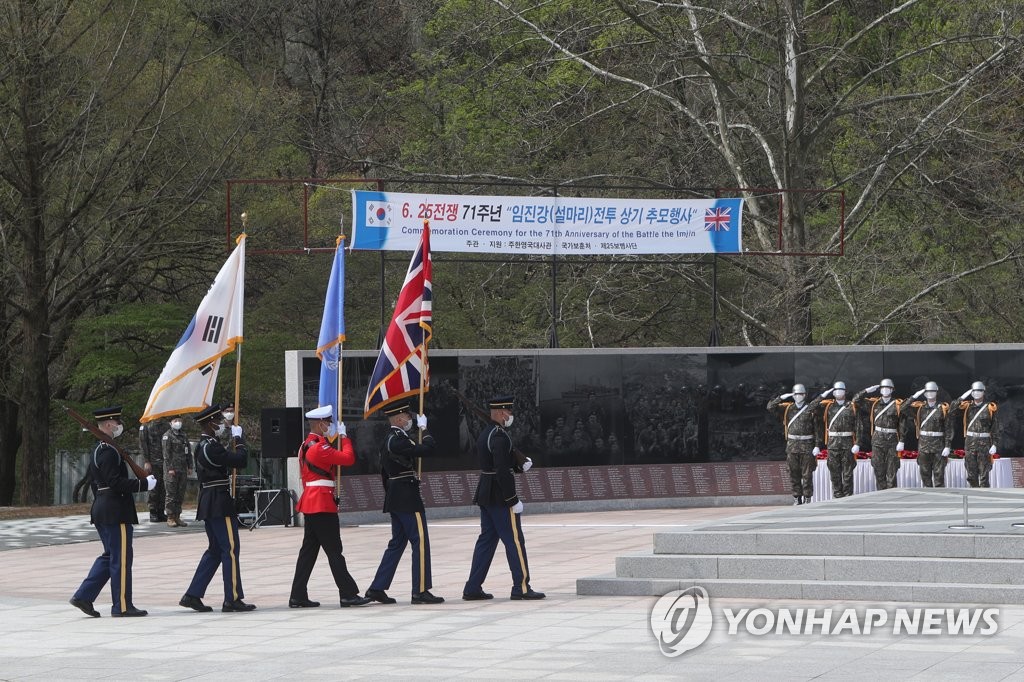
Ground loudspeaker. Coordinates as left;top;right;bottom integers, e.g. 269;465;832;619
260;407;303;458
255;489;293;527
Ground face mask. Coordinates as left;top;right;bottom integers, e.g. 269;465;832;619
925;391;937;401
171;421;182;431
880;388;893;397
833;390;846;401
793;394;805;405
111;424;124;439
972;390;984;400
214;424;226;436
503;415;514;428
326;422;337;438
222;412;235;422
402;418;414;432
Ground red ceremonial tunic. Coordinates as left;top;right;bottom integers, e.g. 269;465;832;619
295;433;354;515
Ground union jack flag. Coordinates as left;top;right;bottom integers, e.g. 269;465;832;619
364;223;433;417
704;206;732;232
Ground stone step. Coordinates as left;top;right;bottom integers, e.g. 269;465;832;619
576;575;1024;605
653;530;1024;559
615;553;1024;585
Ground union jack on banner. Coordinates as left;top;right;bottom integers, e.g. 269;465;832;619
364;223;433;417
704;206;732;232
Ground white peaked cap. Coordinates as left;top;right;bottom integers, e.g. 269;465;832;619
305;405;333;420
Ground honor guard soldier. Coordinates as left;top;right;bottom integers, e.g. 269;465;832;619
139;417;169;522
288;406;371;609
366;402;444;605
162;415;192;527
70;406;157;618
464;395;544;601
951;382;1000;487
818;382;859;498
179;405;255;613
853;379;903;490
767;384;825;504
902;381;954;487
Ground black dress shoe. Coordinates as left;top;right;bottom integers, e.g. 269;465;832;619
510;589;546;600
288;598;321;608
462;591;494;601
179;595;213;612
70;597;100;617
412;591;445;605
222;599;256;612
112;606;148;617
365;589;397;605
339;595;372;607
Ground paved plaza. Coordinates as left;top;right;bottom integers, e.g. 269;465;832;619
2;504;1024;680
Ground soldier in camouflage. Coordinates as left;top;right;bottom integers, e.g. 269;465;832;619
818;381;859;498
767;384;825;505
853;379;903;491
901;381;954;487
950;381;1000;488
162;416;193;527
139;419;169;522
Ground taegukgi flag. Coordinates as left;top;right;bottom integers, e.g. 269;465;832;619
141;234;246;422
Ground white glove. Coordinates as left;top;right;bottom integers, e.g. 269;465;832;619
821;388;833;398
511;501;524;514
941;447;950;458
522;457;533;472
146;475;158;491
231;425;243;438
896;441;905;452
912;389;925;399
338;422;347;437
990;445;998;455
865;385;880;393
812;447;821;456
959;390;972;401
851;444;860;455
780;393;793;400
417;414;427;430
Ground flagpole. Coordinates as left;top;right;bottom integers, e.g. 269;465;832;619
230;213;248;499
336;340;343;498
416;220;430;478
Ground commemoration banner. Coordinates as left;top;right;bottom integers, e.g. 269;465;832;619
350;190;742;255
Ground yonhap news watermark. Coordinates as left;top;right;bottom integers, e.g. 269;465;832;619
651;587;999;657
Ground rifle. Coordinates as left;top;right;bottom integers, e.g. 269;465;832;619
451;388;529;468
64;405;151;480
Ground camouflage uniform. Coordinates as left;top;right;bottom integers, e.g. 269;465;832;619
852;390;903;490
819;397;859;498
767;391;824;503
162;426;193;524
902;400;953;487
139;420;169;521
951;400;999;488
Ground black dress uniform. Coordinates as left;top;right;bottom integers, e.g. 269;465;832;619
71;406;150;617
464;395;542;600
182;405;253;612
368;403;442;603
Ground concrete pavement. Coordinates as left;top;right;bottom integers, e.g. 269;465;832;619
2;504;1024;680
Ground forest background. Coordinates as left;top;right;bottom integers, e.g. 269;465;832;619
2;0;1022;504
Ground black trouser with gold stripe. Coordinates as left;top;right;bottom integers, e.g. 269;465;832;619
465;505;531;597
73;522;135;614
185;516;244;602
369;511;432;596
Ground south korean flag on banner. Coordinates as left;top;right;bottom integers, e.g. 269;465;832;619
366;201;396;227
141;234;246;422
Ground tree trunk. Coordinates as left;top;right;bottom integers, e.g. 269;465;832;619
0;398;20;505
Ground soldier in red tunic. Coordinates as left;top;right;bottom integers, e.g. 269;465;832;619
287;405;371;608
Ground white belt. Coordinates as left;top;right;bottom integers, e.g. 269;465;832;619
874;427;897;434
966;431;991;438
305;480;334;487
828;431;854;437
788;435;814;441
920;430;944;437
